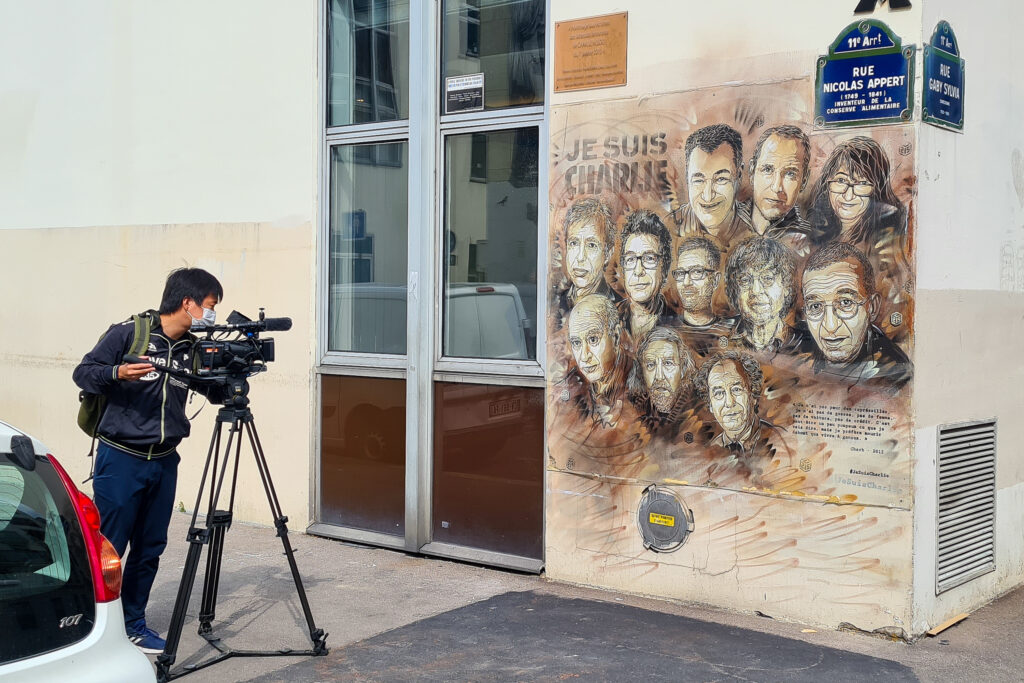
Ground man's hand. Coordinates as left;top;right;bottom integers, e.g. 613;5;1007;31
118;357;155;381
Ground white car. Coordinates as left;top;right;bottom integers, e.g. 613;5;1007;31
329;282;535;359
0;420;156;682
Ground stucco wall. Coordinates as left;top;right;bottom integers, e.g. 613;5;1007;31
912;0;1024;631
550;2;921;108
0;1;318;526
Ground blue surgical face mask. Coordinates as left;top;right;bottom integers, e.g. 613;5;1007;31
189;302;217;329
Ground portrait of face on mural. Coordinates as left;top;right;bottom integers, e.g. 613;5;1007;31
625;326;702;440
546;81;915;507
690;351;798;488
617;210;674;340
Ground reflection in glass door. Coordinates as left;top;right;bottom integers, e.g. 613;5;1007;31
443;128;539;361
431;126;543;565
319;140;409;543
432;382;543;559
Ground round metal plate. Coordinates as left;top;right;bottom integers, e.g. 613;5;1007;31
637;485;694;553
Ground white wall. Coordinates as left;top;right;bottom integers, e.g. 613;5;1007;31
551;1;921;106
0;0;315;229
913;0;1024;629
916;0;1024;292
0;0;319;527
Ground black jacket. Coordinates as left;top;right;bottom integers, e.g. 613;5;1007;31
73;316;197;458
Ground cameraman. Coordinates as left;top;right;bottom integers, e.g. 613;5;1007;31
72;267;223;653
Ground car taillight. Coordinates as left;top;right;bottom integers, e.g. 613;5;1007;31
48;454;123;602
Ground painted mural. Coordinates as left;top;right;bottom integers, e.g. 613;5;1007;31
546;80;916;570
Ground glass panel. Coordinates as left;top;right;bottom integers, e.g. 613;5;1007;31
442;0;545;112
443;129;539;360
432;382;543;559
328;0;410;126
320;375;406;536
0;456;95;663
328;142;409;354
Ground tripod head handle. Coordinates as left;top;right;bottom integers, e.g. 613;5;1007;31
123;354;216;384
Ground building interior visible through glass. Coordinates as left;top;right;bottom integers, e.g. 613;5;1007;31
327;0;411;127
444;128;540;360
328;142;410;355
443;0;545;110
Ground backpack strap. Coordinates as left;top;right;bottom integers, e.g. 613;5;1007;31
81;311;157;484
82;436;98;484
127;310;159;358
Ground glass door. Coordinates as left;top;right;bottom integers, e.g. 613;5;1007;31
426;124;545;568
420;0;547;569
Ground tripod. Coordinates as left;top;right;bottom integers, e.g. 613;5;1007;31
155;378;328;682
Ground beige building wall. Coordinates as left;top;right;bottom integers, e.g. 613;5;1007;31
0;1;319;526
911;0;1024;632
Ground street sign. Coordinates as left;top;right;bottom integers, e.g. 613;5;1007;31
815;20;915;129
923;21;965;132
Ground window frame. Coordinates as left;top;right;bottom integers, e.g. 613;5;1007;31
321;132;410;369
316;0;550;563
434;115;545;380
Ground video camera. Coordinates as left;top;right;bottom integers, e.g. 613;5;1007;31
125;309;292;408
191;310;291;378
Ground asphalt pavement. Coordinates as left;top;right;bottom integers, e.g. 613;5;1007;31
140;511;1023;682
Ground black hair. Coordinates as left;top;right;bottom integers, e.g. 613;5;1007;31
159;267;224;315
803;242;876;298
725;236;797;318
620;209;672;276
683;124;744;180
676;236;722;270
748;124;811;189
693;350;764;406
809;136;907;244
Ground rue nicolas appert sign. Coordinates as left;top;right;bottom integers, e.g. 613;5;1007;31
815;19;915;129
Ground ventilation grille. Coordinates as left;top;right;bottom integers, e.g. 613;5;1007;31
936;419;997;594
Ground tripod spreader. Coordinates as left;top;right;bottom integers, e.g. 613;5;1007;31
155;394;328;682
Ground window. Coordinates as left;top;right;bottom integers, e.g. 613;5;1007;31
328;142;409;355
327;0;410;127
0;455;95;663
443;129;539;360
442;0;545;111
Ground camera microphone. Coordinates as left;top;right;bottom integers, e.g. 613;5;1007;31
260;317;292;332
224;310;292;332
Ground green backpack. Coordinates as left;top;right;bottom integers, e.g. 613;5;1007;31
77;311;158;446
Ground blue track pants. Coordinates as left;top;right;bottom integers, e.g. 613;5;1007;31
92;441;179;630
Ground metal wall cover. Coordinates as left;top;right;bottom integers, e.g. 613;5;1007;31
637;485;694;553
936;419;997;594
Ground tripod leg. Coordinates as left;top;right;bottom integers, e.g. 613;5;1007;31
244;419;328;654
157;418;227;682
155;527;209;682
197;416;244;634
197;510;232;634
